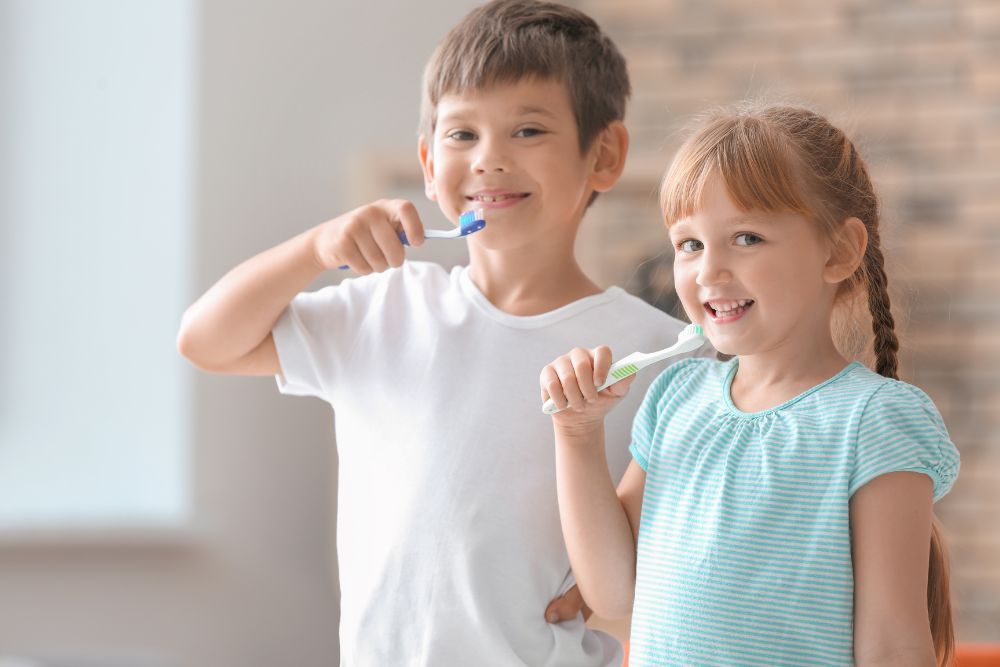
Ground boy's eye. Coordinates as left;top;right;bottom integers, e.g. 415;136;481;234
678;239;703;253
514;127;545;138
734;233;763;246
445;130;476;141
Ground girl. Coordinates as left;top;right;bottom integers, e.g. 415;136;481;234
539;104;960;666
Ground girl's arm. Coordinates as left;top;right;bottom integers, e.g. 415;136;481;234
542;346;646;619
851;471;937;667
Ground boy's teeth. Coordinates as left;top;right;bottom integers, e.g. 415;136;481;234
476;194;518;202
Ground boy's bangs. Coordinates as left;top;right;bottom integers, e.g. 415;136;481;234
661;117;812;225
427;35;570;118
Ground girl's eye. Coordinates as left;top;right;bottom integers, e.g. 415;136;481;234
446;130;476;141
735;233;763;246
678;239;703;253
514;127;545;138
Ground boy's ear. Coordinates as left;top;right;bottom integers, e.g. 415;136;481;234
824;216;868;284
589;121;629;193
418;134;437;201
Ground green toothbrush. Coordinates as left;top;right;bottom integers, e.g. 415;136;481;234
542;323;706;415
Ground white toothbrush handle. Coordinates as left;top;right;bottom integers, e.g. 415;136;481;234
540;334;707;415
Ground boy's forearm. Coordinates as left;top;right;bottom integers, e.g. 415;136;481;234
177;225;324;370
554;424;636;619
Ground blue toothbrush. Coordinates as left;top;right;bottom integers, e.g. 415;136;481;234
338;208;486;269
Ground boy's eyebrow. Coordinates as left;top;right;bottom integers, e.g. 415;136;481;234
438;105;558;125
516;105;557;119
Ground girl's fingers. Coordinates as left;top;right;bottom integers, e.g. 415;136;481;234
606;372;636;398
570;347;598;402
540;364;566;409
592;345;613;388
554;356;586;411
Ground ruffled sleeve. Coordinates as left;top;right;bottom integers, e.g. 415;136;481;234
850;380;960;501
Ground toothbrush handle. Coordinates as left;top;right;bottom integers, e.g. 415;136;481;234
338;230;409;270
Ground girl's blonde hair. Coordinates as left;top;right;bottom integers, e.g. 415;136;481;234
660;103;953;667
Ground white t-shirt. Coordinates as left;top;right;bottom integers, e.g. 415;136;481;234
273;261;698;667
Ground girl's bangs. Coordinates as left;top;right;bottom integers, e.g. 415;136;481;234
661;117;812;225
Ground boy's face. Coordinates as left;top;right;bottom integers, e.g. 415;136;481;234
419;78;614;251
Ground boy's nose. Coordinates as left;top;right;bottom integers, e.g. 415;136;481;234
471;138;509;174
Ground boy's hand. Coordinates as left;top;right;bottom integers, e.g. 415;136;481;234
539;346;636;429
312;199;426;274
545;584;592;624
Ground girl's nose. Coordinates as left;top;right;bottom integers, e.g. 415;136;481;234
695;249;732;287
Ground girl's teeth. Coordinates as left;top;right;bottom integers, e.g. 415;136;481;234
711;300;754;316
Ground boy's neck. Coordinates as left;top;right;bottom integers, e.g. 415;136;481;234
466;243;602;316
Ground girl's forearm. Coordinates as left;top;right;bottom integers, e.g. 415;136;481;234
177;225;324;369
554;422;637;619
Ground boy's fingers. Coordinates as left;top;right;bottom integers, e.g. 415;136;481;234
392;199;425;246
353;226;389;273
569;347;597;402
337;240;372;275
370;217;406;268
592;345;613;388
545;585;588;623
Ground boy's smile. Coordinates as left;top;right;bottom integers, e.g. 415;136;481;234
419;77;603;252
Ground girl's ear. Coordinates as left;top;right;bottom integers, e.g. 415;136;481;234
418;135;437;201
824;216;868;284
589;121;629;194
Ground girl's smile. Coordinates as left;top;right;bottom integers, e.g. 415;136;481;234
670;171;840;363
704;298;755;323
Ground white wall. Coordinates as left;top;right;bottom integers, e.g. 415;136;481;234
0;1;480;665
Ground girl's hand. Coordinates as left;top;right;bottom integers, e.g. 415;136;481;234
539;345;636;430
311;199;426;274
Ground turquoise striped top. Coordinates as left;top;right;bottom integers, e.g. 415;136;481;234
628;357;960;667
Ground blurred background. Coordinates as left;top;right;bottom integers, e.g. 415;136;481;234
0;0;996;665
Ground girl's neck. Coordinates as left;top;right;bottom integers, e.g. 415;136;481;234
730;338;850;413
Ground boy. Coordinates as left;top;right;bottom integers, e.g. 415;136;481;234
177;1;701;664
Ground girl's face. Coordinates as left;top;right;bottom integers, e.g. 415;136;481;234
669;172;838;358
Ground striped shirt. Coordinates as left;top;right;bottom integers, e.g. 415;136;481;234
628;357;960;666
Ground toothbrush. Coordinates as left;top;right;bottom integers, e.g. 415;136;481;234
338;208;486;269
542;323;706;415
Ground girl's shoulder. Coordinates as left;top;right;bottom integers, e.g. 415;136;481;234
643;355;732;406
845;366;960;501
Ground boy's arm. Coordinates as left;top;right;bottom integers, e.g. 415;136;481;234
176;200;425;375
851;471;936;667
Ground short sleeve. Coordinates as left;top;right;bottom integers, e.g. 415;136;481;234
628;358;699;471
272;272;383;400
850;381;960;501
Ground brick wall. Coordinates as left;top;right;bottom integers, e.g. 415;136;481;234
571;0;1000;642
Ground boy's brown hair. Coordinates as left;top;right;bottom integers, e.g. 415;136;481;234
420;0;630;153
